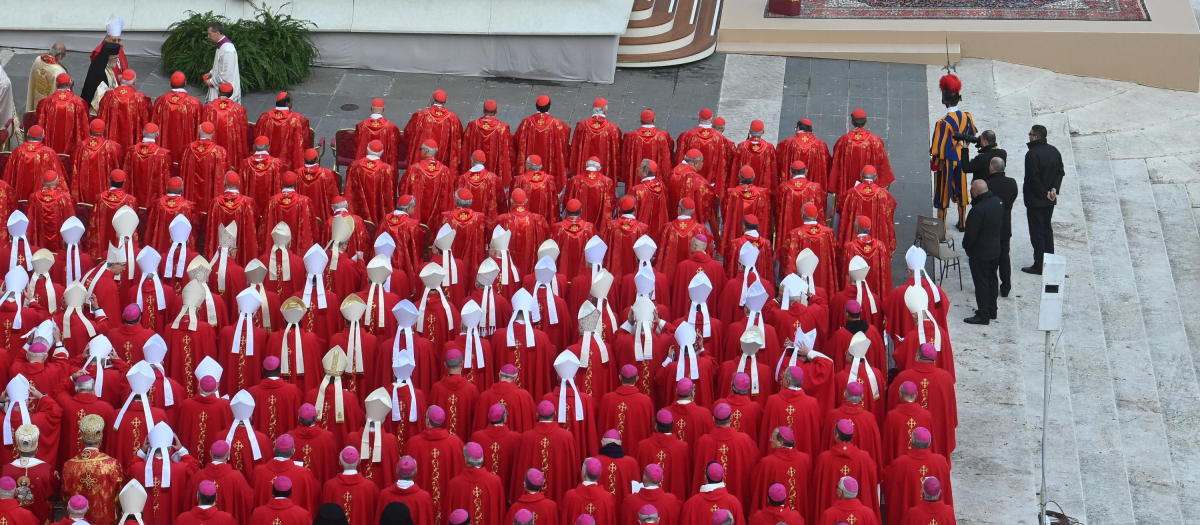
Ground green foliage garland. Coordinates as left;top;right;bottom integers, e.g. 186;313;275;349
160;2;318;92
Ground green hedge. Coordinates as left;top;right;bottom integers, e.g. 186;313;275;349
160;2;318;93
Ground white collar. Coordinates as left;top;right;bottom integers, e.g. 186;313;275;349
947;106;959;113
857;233;867;237
641;124;655;128
171;88;186;93
699;482;725;492
366;154;380;160
282;187;295;193
198;505;213;510
226;189;240;194
643;176;656;181
396;480;414;489
698;124;712;129
342;469;356;475
677;215;691;219
621;213;635;219
142;138;155;143
470;165;485;172
370;113;383;119
274;106;289;111
582;481;597;486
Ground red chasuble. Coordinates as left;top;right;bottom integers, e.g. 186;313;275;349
730;139;778;190
810;442;879;523
595;447;640;512
663;401;714;449
667;165;716;225
713;393;762;443
354;116;403;168
748;446;812;516
515;112;571;185
430;374;481;440
123;141;173;207
681;485;746;525
250;458;320;514
832;365;887;428
462;116;516;186
899;500;956;525
36;90;88;154
776;131;833;189
512;170;561;223
322;472;381;525
62;450;121;525
749;506;804;525
720;184;771;253
774;176;828;246
619;487;682;525
893;320;955;381
254;108;312;171
2;141;65;198
469;424;522;492
722;235;775;284
880;400;934;469
403;105;464;174
183;461;254;524
126;454;201;525
669;251;724;319
297;164;339;219
759;388;821;460
0;458;57;525
550;217;595;279
403;427;467;525
887;362;957;457
238;153;284;212
26;186;75;249
303;384;364;447
820;402;883;473
570;115;621;180
561;483;618;525
70;135;123;205
597;385;654;448
86;189;136;257
177;505;237;525
600;215;648;280
827;326;885;378
885;278;950;345
152;90;202;164
495;205;551;276
837;236;892;303
207;190;259;265
474;381;537;434
509;421;580;504
265;191;318;251
882;448;953;525
345;156;397;226
173;394;232;464
618;127;674;189
400;157;456;223
457;168;506;220
52;390;114;463
675;126;729;188
778;220;838;292
829;127;894;195
145;194;197;255
264;324;324;393
202;96;250;163
246;378;303;442
816;498;878;525
691;427;760;501
380;212;428;278
837;182;898;253
164;321;219;398
505;492;560;525
436;207;490;278
248;499;311;525
376;483;438;525
345;429;399;489
447;467;507;525
222;425;272;481
290;424;339;484
0;184;16;246
98;86;153;150
565;171;616;227
180;138;231;211
628;179;668;239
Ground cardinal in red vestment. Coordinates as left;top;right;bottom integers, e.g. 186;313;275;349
881;427;952;525
3;127;66;199
462;101;515;186
561;459;618;525
721;167;772;253
434;190;490;278
680;468;745;525
290;404;339;484
619;111;673;189
898;478;956;525
829;109;894;195
565;159;617;230
98;70;153;151
2;425;58;525
515;95;571;185
255;93;312;171
838;219;892;301
404;90;464;174
837;167;897;252
598;366;655;448
667;235;722;319
495;190;551;275
353;99;402;167
458;151;507;221
505;472;560;525
202;84;250;164
70;119;124;205
815;478;878;525
292;150;336;224
401;141;458;223
776;119;832;190
249;435;320;514
811;422;880;523
628;163;669;239
152;73;202;164
379;197;427;278
888;345;956;455
178;481;238;525
748;427;812;516
691;403;760;503
86;170;136;257
722;218;774;285
429;350;481;439
620;472;683;525
759;367;822;460
508;402;580;504
512;156;561;224
179;122;231;211
37;75;88;154
730;120;778;190
61;415;122;525
248;477;312;525
550;200;595;280
469;404;523;491
403;406;467;525
27;171;76;250
344;140;396;226
145;177;195;255
126;425;202;525
123;124;173;207
660;378;715;448
675;109;728;189
570;99;622;180
634;410;692;502
207;172;260;265
820;383;882;473
238;137;283;211
777;213;835;299
375;457;439;525
447;443;507;525
601;197;648;279
668;153;717;229
174;375;232;464
774;162;829;246
748;484;805;525
264;172;318;251
321;448;380;525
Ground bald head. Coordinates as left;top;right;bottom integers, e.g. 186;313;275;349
989;157;1005;174
50;43;66;59
971;179;989;197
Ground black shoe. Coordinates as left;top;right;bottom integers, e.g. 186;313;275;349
964;315;990;325
1000;285;1011;297
1021;266;1042;275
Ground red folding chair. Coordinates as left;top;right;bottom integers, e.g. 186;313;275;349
333;128;357;175
21;113;37;133
395;132;409;172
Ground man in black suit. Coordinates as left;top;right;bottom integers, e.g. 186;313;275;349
963;179;1003;325
963;130;1007;181
982;157;1018;297
1023;124;1065;274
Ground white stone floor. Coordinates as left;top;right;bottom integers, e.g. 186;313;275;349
928;57;1200;525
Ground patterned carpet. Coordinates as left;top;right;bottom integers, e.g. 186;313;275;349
762;0;1151;20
